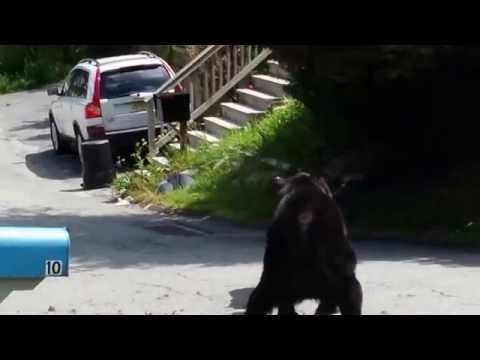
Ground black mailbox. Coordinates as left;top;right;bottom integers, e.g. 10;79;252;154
158;92;190;124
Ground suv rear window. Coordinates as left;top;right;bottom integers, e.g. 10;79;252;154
101;65;171;99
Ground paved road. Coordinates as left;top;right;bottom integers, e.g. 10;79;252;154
0;88;479;315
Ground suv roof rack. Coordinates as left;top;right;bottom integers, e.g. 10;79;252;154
138;51;159;58
79;53;161;68
79;58;100;66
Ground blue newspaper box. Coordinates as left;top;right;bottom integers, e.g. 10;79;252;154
0;227;70;278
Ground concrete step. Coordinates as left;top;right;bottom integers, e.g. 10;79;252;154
187;130;219;148
204;116;241;138
252;74;290;97
168;142;198;153
267;60;290;80
167;142;181;151
236;88;282;111
220;102;266;126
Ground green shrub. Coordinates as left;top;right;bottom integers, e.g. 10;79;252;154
0;73;32;93
0;45;203;94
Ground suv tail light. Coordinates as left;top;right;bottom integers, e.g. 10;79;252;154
85;69;102;119
161;62;184;93
85;103;102;118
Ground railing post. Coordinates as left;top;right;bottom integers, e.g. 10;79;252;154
240;46;245;68
218;52;224;88
203;65;209;102
147;98;156;156
226;46;231;81
233;45;238;75
149;95;166;157
211;59;216;94
189;80;194;114
194;73;201;109
147;97;155;156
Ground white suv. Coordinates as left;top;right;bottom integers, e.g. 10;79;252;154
47;52;181;159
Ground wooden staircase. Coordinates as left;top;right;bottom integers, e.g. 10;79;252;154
146;46;291;154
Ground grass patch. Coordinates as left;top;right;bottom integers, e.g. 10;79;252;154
113;99;325;223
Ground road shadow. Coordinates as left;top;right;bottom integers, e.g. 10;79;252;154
0;206;478;271
228;287;253;314
0;279;43;305
354;239;480;268
24;133;51;142
25;150;81;180
10;118;50;132
0;207;265;271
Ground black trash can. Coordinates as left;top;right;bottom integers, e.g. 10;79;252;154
81;140;115;190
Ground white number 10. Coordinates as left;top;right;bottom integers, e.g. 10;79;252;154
45;260;63;276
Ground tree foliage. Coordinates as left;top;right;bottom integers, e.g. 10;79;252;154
270;46;480;180
0;45;205;92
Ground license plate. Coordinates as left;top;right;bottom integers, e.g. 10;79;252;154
131;102;147;112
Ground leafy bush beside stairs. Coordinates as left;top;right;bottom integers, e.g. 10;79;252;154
113;99;326;223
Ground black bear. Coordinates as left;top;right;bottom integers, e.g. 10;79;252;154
245;171;362;315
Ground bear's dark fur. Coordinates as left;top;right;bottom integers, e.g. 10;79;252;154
245;172;362;315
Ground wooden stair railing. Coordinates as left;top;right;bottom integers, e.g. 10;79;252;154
146;45;273;155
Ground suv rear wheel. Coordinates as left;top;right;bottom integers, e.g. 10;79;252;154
75;129;84;164
50;116;69;155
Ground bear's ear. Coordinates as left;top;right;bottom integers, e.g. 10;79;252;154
317;177;334;198
274;176;286;187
